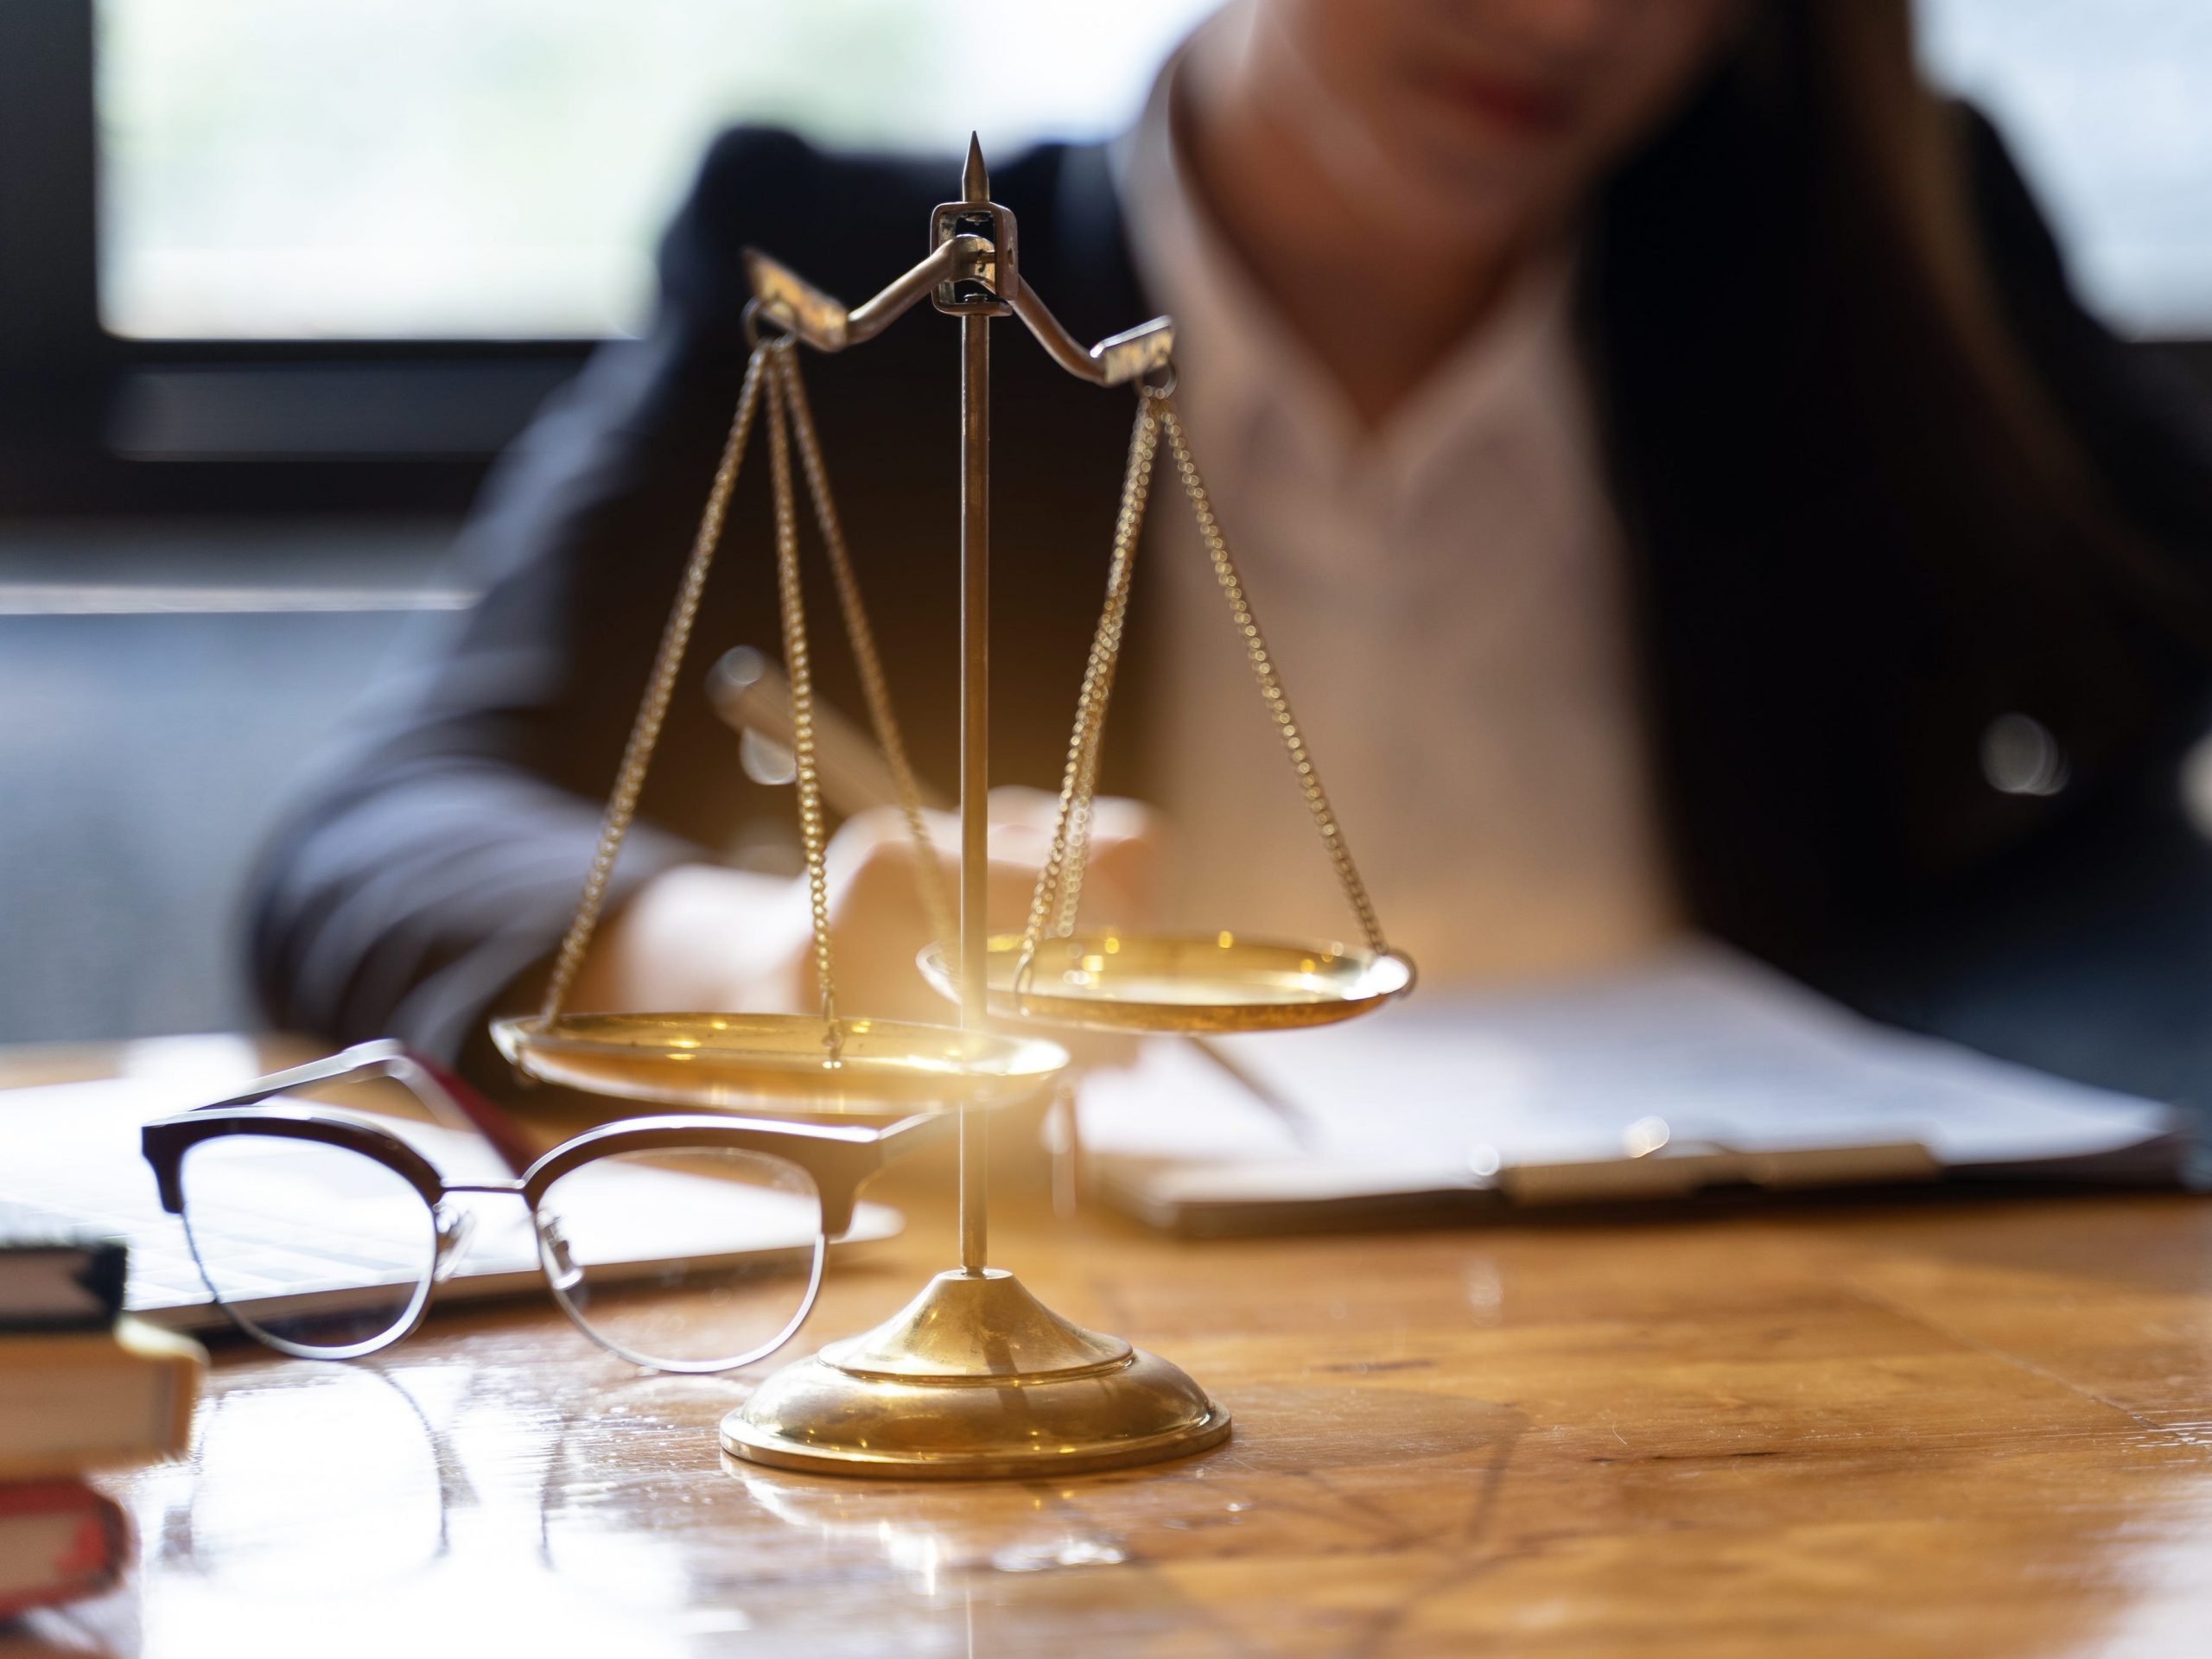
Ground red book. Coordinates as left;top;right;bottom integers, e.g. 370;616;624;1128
0;1481;129;1619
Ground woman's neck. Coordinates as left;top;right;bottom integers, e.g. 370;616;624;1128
1177;36;1554;429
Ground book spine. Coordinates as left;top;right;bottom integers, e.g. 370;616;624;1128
0;1241;130;1333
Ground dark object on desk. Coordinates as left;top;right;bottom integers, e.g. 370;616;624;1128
0;1481;129;1622
249;82;2212;1097
0;1240;126;1333
1097;1141;2202;1241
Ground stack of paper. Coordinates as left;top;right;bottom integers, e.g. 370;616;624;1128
1077;944;2191;1234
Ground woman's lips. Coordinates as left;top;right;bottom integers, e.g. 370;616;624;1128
1410;61;1577;138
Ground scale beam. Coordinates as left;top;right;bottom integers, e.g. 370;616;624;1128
1007;284;1176;386
743;239;976;353
743;236;1173;385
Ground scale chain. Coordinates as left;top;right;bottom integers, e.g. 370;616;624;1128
542;338;1385;1044
1052;685;1110;939
766;349;843;1050
1156;396;1389;957
540;345;772;1022
538;334;945;1048
772;345;959;968
1048;404;1155;938
1018;383;1392;977
1016;396;1160;984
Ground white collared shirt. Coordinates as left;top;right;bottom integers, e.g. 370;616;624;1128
1116;48;1679;987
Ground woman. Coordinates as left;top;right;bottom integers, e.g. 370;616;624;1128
251;0;2212;1104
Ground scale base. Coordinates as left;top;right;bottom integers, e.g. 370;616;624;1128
720;1268;1230;1478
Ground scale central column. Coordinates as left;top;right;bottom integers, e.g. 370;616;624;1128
717;135;1230;1478
957;307;990;1274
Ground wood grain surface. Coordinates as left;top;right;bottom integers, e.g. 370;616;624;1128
6;1039;2210;1656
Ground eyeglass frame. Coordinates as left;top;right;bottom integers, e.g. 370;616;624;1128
140;1039;947;1370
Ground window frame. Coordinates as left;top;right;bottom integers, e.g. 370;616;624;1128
0;0;591;518
2;0;2204;521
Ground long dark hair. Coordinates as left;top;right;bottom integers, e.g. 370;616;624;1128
1589;0;2211;936
1792;0;2202;620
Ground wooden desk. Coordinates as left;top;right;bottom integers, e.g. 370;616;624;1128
9;1038;2212;1656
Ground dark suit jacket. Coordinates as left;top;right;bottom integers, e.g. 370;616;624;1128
249;96;2212;1108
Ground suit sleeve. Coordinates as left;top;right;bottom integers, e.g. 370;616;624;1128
245;130;820;1061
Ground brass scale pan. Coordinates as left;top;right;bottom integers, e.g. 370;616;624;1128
495;934;1414;1113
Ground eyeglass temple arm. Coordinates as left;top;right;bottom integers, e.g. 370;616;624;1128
879;1112;956;1151
188;1039;540;1178
401;1051;542;1178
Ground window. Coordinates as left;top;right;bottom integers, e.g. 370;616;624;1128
1918;0;2212;337
4;0;2202;514
96;0;1218;342
92;1;2212;346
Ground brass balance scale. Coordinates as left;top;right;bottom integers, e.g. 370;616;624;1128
490;139;1415;1478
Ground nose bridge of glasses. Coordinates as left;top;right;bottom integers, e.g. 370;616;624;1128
389;1051;541;1178
432;1204;477;1283
518;1117;876;1219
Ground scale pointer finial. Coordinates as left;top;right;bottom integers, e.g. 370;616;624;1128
963;131;989;204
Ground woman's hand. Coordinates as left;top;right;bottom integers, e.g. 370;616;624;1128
567;787;1161;1024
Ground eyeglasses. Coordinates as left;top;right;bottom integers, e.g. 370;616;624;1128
140;1040;944;1371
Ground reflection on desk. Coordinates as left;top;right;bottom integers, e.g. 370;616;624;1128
4;1038;2211;1656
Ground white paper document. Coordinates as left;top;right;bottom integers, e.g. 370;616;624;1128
1075;944;2190;1231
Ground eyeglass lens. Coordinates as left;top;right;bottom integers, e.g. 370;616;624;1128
534;1147;824;1372
180;1135;438;1358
